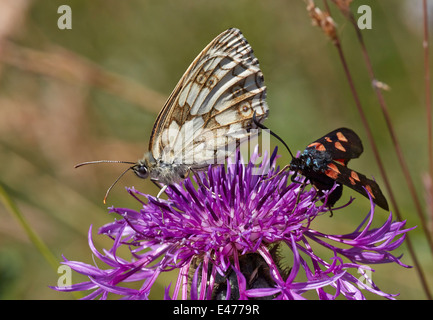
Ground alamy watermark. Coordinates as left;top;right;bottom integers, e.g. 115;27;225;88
58;4;373;31
357;265;374;290
357;5;372;30
57;5;72;30
57;265;72;289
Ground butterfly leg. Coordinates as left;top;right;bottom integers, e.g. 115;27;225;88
150;179;169;198
192;169;206;190
157;185;168;198
191;169;221;199
157;185;169;223
150;181;167;223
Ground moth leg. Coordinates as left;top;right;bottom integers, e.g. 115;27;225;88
328;206;334;218
290;171;303;184
262;164;290;182
291;180;307;214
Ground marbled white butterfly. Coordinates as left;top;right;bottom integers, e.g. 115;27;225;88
76;28;269;201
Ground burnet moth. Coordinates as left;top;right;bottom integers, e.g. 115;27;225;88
253;112;389;211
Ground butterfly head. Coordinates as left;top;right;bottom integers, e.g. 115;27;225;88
134;152;191;186
75;157;155;203
132;159;150;179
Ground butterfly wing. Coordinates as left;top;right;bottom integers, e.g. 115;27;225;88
149;28;269;168
306;128;363;166
325;161;389;210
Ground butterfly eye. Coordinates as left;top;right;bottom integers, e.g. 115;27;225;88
133;163;149;179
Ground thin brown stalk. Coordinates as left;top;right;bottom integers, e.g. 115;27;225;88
330;1;432;300
424;0;433;181
333;3;433;298
334;35;432;301
423;0;433;234
331;0;433;259
305;0;432;299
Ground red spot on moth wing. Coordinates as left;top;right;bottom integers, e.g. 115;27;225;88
325;163;340;180
308;142;326;152
350;170;360;182
365;184;376;199
336;131;348;142
334;141;346;152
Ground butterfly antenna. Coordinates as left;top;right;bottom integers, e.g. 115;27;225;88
103;165;135;204
74;160;137;204
252;111;295;159
74;160;136;168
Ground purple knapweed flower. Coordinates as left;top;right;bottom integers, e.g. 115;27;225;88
53;146;414;300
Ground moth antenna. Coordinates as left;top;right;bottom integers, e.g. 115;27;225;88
252;111;295;159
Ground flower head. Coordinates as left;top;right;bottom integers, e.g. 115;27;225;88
53;146;414;299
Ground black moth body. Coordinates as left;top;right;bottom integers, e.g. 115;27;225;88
290;128;389;211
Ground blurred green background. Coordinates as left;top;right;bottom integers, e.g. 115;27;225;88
0;0;432;299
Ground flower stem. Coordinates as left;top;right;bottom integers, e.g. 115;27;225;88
0;182;58;271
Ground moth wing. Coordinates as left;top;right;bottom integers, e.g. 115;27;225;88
307;128;363;165
325;161;389;210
